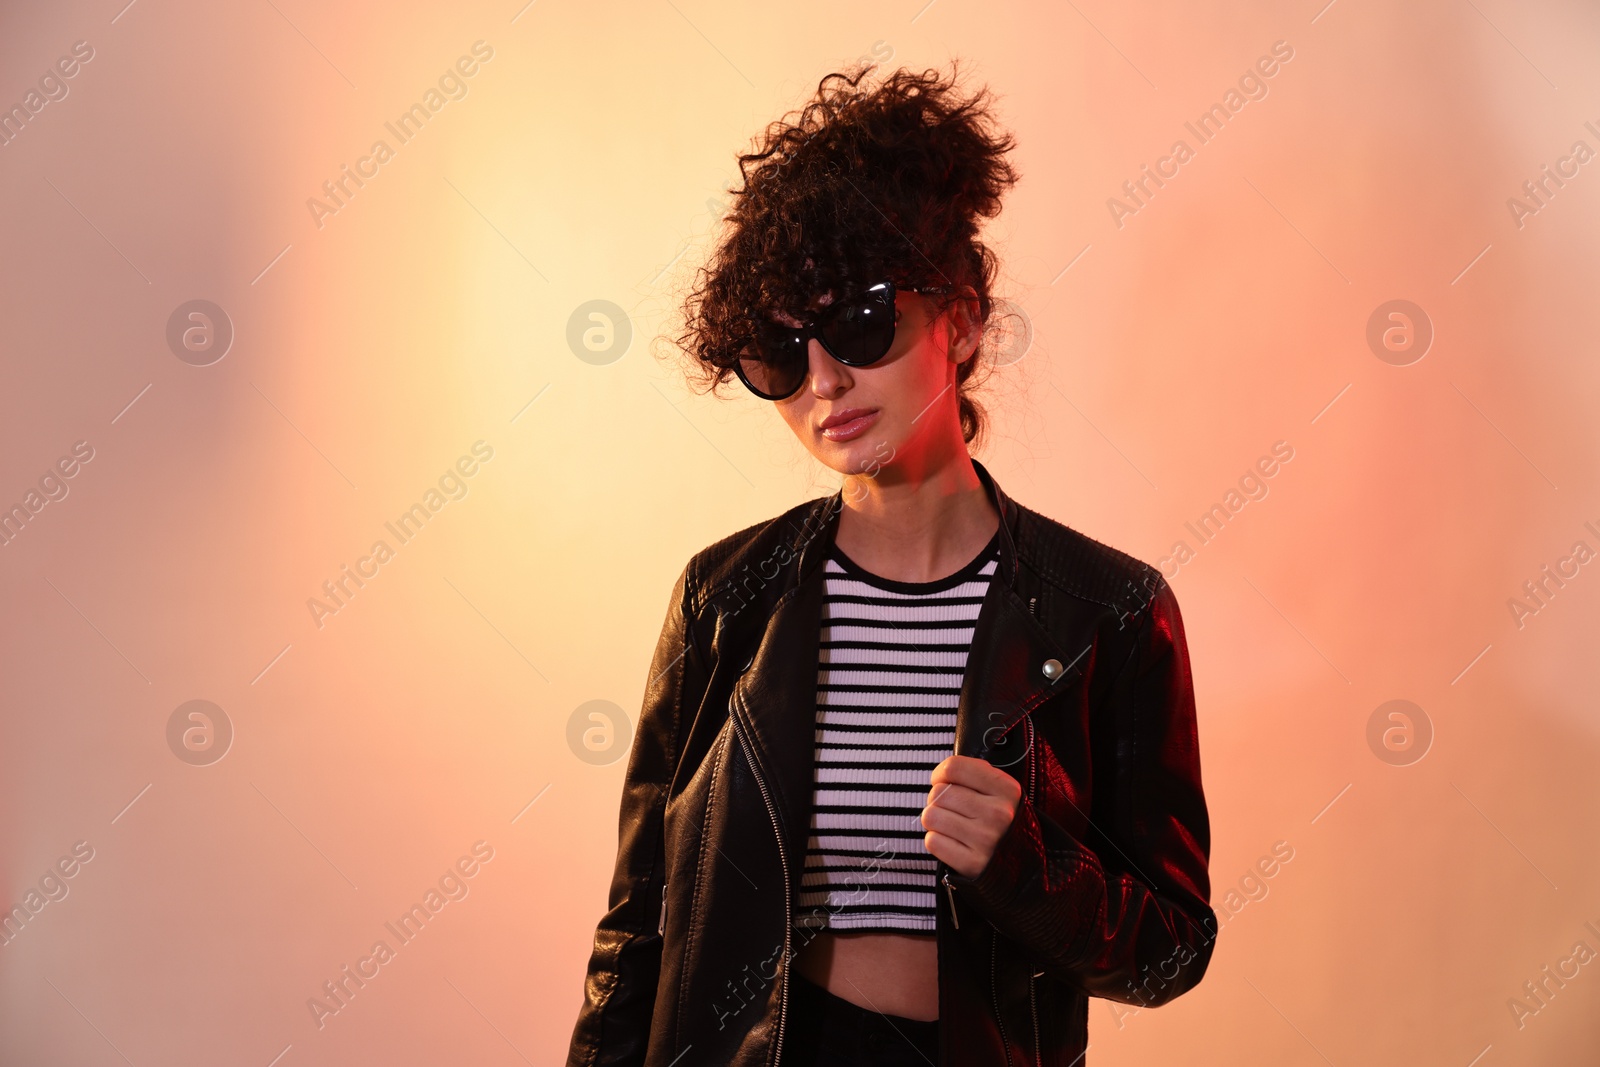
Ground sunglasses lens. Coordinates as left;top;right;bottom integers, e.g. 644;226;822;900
737;330;807;398
819;288;896;365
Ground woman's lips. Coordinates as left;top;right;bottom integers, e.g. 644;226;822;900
819;409;879;441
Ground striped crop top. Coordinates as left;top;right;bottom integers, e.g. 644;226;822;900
794;529;1001;934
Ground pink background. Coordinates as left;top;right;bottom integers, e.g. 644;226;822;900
1;1;1597;1063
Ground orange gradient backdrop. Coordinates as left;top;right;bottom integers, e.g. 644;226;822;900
2;1;1597;1064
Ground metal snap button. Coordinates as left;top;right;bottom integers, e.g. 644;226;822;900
1041;658;1064;681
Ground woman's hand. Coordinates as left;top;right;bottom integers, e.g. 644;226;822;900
921;755;1023;878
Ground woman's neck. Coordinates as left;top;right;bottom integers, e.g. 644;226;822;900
832;454;1000;584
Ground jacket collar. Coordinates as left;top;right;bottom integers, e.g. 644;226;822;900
726;458;1085;871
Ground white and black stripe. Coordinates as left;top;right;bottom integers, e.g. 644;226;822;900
795;531;1000;933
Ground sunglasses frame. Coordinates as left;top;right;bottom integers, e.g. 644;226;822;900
731;280;959;401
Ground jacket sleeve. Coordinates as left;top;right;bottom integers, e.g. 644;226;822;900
567;560;708;1066
946;576;1217;1006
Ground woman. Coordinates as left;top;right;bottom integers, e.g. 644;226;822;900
567;64;1216;1067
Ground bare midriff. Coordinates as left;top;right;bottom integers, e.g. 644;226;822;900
791;930;939;1021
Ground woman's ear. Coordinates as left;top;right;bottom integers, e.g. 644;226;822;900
947;290;984;365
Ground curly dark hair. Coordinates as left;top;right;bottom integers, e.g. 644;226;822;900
672;60;1021;449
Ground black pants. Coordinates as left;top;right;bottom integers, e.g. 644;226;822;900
780;972;940;1066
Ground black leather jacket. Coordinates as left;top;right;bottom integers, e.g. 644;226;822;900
567;458;1217;1066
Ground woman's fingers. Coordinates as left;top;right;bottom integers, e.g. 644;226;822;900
920;787;1007;850
931;754;1022;804
923;756;1021;878
925;780;987;820
922;828;985;876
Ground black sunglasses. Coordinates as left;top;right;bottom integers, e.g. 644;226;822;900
731;280;956;401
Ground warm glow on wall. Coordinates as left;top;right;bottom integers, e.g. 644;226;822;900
2;1;1597;1064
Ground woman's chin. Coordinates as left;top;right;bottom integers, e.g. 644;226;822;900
812;434;897;480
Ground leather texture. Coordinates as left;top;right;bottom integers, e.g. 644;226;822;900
566;459;1217;1067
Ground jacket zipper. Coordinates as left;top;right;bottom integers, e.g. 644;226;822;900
728;696;792;1067
941;592;1040;1059
658;881;667;937
1025;713;1040;1060
985;705;1018;1067
942;633;978;936
990;927;1014;1067
1028;969;1040;1062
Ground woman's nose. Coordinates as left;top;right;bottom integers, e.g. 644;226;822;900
808;338;849;395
